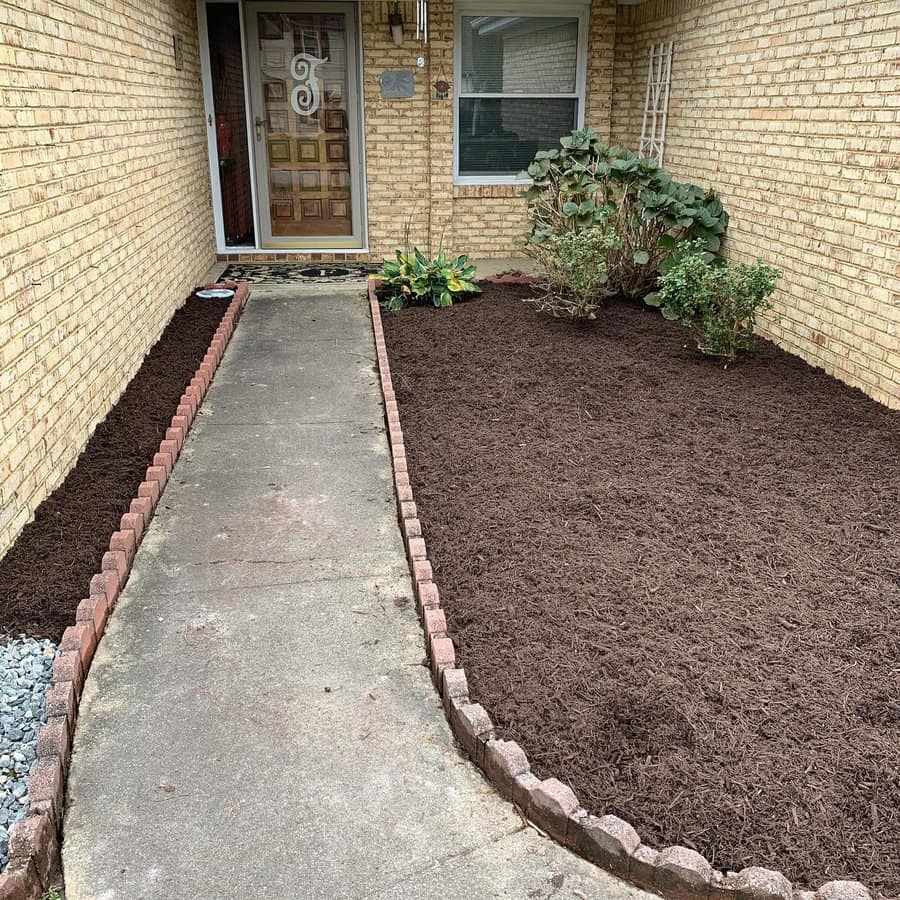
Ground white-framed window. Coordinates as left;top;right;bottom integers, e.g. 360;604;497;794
453;1;590;185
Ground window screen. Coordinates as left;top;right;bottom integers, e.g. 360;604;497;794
458;15;581;178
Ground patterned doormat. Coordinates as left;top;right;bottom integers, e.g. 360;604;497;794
219;262;381;284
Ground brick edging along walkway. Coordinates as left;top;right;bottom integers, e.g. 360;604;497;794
0;282;250;900
367;278;878;900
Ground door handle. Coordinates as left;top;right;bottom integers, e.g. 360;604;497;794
255;116;265;141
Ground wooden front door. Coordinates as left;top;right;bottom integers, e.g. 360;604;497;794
246;2;364;249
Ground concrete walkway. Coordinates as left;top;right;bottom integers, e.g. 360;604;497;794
62;284;652;899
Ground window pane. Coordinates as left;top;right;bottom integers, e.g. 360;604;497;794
458;97;577;176
460;16;579;94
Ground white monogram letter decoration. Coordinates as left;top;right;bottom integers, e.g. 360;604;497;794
290;53;327;116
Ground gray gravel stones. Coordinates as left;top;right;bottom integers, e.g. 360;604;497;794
0;637;57;870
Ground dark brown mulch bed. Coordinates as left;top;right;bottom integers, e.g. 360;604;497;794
382;284;900;896
0;294;230;642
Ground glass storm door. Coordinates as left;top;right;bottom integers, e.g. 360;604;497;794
246;2;364;249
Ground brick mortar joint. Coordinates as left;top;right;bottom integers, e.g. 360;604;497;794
0;282;251;900
365;278;881;900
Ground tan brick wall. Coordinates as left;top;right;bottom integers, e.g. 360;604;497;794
585;0;618;139
613;0;900;409
0;0;216;558
361;0;617;260
361;1;433;255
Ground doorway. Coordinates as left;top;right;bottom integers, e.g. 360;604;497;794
201;1;368;252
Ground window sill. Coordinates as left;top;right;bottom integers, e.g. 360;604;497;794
452;183;526;199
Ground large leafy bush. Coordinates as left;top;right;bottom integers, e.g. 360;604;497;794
521;127;728;298
377;249;481;311
647;239;780;359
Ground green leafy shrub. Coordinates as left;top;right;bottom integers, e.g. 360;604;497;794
376;248;481;311
527;224;620;320
646;239;780;359
521;127;728;298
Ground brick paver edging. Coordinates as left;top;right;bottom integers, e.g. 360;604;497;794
0;282;251;899
367;278;878;900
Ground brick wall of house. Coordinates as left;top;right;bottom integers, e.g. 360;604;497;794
0;0;216;558
361;2;433;255
358;0;618;261
612;0;900;409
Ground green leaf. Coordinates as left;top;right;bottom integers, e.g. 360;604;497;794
659;256;677;275
633;250;650;265
562;201;579;217
659;234;677;251
644;292;662;308
610;157;637;173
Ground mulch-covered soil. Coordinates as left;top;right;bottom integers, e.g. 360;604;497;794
382;284;900;896
0;294;230;642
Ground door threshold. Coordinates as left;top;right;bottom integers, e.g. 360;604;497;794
217;247;370;257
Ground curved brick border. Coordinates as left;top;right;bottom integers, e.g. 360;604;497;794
0;281;250;899
368;278;881;900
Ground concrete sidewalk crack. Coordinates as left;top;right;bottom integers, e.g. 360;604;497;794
198;551;398;566
198;418;381;427
126;569;410;599
358;824;527;899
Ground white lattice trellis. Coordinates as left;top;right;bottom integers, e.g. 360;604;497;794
639;41;673;165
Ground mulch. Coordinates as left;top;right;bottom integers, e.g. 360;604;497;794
0;294;230;642
381;283;900;896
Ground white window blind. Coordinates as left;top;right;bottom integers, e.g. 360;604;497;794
454;4;588;183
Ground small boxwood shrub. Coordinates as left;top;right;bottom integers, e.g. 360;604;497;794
526;224;620;320
647;239;780;360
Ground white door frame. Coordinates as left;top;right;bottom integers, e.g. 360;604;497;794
197;0;369;253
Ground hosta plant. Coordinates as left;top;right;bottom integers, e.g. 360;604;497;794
377;248;481;310
527;224;620;320
646;239;780;360
521;126;728;298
